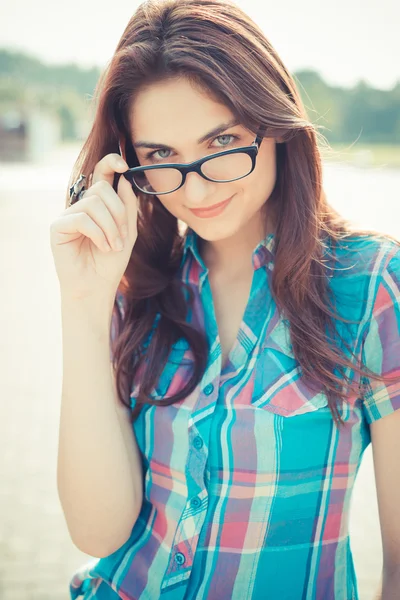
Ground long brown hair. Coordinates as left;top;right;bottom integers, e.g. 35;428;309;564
66;0;400;428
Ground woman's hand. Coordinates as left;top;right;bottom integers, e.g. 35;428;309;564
50;153;138;302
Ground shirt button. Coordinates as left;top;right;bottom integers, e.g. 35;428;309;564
190;496;201;508
193;436;203;450
204;383;214;396
175;552;185;565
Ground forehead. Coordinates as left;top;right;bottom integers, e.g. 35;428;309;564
129;77;235;143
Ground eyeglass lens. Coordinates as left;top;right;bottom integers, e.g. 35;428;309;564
132;152;253;194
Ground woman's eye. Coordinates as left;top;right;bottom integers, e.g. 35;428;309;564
214;134;237;147
152;148;171;160
146;134;238;161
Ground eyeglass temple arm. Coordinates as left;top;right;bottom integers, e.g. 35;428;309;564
255;126;267;146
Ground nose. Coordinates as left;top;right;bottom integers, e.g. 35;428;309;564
183;171;216;206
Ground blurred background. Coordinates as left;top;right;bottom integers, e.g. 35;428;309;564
0;0;399;598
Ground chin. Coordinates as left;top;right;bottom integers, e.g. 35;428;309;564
189;219;243;242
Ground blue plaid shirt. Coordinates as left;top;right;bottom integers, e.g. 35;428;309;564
70;229;400;599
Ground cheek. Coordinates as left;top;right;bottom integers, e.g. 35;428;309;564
251;147;277;192
238;152;276;215
155;195;181;219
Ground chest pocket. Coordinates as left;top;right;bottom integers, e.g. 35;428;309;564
147;337;192;401
252;316;330;418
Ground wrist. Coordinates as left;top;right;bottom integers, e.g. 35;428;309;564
61;289;116;311
61;293;115;332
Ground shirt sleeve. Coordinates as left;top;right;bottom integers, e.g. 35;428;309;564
361;245;400;424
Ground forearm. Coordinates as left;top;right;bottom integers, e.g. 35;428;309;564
57;295;143;557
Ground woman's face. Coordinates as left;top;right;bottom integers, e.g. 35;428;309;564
127;76;278;243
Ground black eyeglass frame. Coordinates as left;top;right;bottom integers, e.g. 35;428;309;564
122;126;266;195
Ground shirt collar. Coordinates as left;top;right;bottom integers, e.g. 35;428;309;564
181;227;276;272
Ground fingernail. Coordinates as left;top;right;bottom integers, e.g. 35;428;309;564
117;158;126;169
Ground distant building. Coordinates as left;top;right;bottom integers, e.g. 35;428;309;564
0;108;61;162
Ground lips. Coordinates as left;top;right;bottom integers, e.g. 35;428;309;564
188;195;233;218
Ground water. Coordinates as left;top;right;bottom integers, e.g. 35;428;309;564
323;161;400;239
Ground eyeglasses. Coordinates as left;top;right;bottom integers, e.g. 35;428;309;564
122;126;266;195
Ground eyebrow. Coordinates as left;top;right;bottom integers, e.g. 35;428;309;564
132;118;241;150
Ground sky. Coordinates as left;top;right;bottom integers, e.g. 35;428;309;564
0;0;399;90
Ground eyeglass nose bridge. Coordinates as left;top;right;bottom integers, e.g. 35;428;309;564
177;156;219;187
178;164;206;191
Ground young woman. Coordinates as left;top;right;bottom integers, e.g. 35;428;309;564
51;0;400;598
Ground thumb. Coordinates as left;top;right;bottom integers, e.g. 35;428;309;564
117;174;139;236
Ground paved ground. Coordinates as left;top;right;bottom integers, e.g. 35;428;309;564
0;144;398;599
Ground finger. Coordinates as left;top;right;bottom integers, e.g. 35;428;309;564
88;180;128;239
51;212;113;253
72;194;125;252
91;153;128;187
67;178;128;240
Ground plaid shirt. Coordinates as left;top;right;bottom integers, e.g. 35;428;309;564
70;229;400;600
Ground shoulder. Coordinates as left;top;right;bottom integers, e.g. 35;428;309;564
328;232;400;297
325;233;400;343
330;232;400;275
